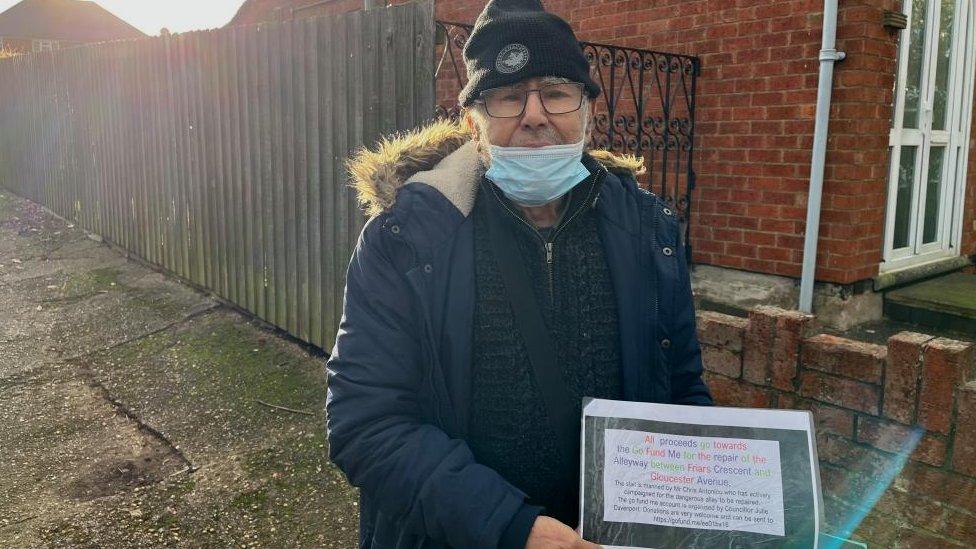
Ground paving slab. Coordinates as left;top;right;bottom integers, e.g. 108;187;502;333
884;272;976;334
0;189;358;548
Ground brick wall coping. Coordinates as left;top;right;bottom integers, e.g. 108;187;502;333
697;306;975;546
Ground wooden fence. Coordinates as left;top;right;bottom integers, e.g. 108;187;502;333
0;0;435;351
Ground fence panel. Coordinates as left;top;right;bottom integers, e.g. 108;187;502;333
0;0;436;352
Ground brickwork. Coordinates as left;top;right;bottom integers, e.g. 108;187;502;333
819;0;901;282
698;306;976;546
414;0;976;286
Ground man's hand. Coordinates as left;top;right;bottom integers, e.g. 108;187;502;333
525;516;602;548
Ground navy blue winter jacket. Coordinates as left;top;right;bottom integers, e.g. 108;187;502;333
326;121;712;549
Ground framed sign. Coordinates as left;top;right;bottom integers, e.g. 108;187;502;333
580;398;823;548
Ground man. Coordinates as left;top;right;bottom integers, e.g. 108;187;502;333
326;1;712;547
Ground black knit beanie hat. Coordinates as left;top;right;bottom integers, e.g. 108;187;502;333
458;0;600;107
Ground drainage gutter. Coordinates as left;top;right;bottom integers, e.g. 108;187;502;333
799;0;846;313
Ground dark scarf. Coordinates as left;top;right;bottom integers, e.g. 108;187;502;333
467;164;623;527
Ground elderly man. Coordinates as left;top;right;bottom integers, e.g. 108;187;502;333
326;0;712;547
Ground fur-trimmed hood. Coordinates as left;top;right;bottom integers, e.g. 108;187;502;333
347;119;645;218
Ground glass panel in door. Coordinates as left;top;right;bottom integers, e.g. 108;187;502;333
892;146;919;250
932;0;956;130
902;0;929;130
921;146;945;244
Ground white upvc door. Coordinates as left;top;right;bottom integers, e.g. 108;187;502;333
882;0;975;272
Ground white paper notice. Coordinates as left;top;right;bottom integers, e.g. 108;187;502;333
602;429;785;536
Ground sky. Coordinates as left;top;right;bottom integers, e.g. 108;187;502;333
0;0;247;36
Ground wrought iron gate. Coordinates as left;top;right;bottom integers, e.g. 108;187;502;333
434;21;699;257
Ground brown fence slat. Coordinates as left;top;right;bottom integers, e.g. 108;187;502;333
317;14;336;348
117;42;132;252
175;34;192;279
257;24;273;321
216;28;232;300
332;10;350;334
268;20;284;329
228;25;245;308
134;40;150;261
108;46;124;250
295;18;311;343
305;17;322;349
347;10;365;256
220;29;235;298
282;18;298;336
186;32;205;286
163;36;179;273
201;31;218;292
238;24;257;316
151;38;166;268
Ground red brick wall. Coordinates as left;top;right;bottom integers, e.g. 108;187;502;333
419;0;924;285
820;1;900;282
698;307;976;546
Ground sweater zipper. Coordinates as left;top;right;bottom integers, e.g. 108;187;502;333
488;171;603;303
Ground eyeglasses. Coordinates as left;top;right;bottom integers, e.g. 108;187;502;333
476;82;585;118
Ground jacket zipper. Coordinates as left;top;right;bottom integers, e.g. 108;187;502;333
488;171;603;303
405;269;447;430
646;189;661;400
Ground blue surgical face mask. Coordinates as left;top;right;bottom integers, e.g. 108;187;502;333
484;139;590;207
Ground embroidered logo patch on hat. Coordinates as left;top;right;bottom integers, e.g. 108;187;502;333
495;43;530;74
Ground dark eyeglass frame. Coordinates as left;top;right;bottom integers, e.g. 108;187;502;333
474;81;586;118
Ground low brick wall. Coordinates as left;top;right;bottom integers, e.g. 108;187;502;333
697;306;976;547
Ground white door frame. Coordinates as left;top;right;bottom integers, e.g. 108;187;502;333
881;0;975;273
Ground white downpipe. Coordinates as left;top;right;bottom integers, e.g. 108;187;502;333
799;0;846;314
